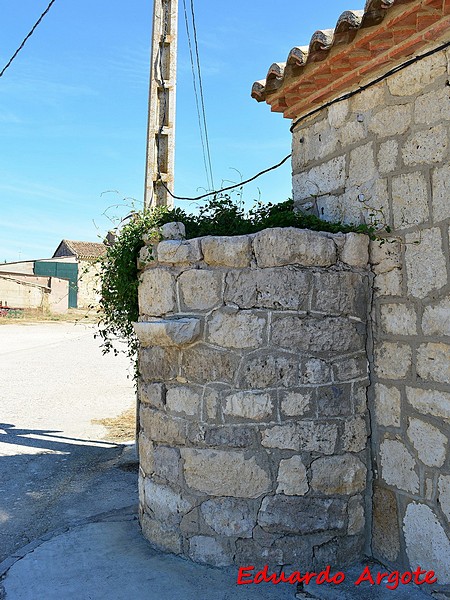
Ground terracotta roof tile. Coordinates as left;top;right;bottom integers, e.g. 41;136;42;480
252;0;450;120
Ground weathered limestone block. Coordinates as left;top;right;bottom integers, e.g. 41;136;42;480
140;407;187;445
369;104;411;137
391;172;429;229
348;142;377;187
200;498;257;538
415;86;450;125
156;239;202;265
316;384;352;417
166;386;201;417
377;139;399;174
258;495;347;534
153;445;180;484
160;222;186;240
207;308;266;349
137;245;154;270
239;351;298;388
407;387;450;421
403;503;450;583
203;425;258;448
340;233;369;268
380;438;419;494
253;227;337;268
332;354;368;383
407;418;447;468
178;269;222;311
271;315;364;353
133;318;200;347
352;85;384;111
402;124;448;166
433;164;450;223
311;454;367;495
374;342;412;380
370;239;402;272
387;52;446;96
276;456;309;496
348;496;365;535
181;448;271;498
201;235;252;268
312;271;368;319
189;536;232;567
438;476;450;522
182;345;240;384
223;391;273;421
292;155;346;199
372;485;400;562
417;343;450;384
374;383;401;427
342;417;367;453
280;390;312;417
292;117;339;170
138;433;154;475
302;358;332;385
422;295;450;336
139;269;176;316
138;381;165;409
139;346;179;382
141;513;182;554
225;267;311;311
261;421;338;454
328;100;349;127
405;228;447;298
144;479;194;527
380;303;417;336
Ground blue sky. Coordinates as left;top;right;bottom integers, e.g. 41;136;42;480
0;0;357;262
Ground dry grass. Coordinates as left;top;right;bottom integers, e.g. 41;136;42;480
92;406;136;442
0;308;100;325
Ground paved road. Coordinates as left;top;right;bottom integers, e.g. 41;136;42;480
0;322;137;561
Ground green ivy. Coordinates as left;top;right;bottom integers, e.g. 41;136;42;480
96;197;376;366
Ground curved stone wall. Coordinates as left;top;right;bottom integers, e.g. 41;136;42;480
135;225;371;571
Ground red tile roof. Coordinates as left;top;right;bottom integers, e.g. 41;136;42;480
252;0;450;120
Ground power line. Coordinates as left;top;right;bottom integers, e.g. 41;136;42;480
0;0;57;79
189;0;214;190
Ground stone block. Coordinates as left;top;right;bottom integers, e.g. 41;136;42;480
224;267;311;311
391;172;429;229
253;228;337;269
140;513;182;554
415;86;450;124
374;342;411;380
133;318;200;347
297;421;338;455
181;345;240;384
153;445;180;483
316;384;352;417
342;417;367;453
293;156;346;200
258;495;347;534
138;433;154;475
138;268;176;316
201;235;252;268
312;271;368;319
373;270;403;297
377;139;399;174
405;228;447;298
276;456;309;496
387;52;446;96
311;454;366;495
352;85;384;111
374;383;401;427
166;386;201;417
340;233;369;267
407;417;447;467
207;308;266;349
402;124;448;166
144;479;194;527
223;391;273;421
261;423;299;451
380;303;417;336
423;295;450;336
203;387;220;422
160;222;185;240
139;346;179;382
292;117;339;170
156;239;202;265
417;342;450;384
433;164;450;223
200;498;256;538
328;101;349;128
271;315;365;353
140;407;187;445
370;239;402;273
372;485;400;562
280;390;313;417
348;496;365;535
137;245;154;270
369;104;411;137
332;355;368;382
239;351;298;388
348;142;377;187
138;381;166;409
301;358;332;384
407;386;450;421
203;425;257;448
181;448;271;498
234;538;283;571
380;438;419;494
189;535;233;567
438;476;450;522
178;269;222;311
403;503;450;583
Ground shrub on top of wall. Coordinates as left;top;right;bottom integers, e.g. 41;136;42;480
96;196;374;365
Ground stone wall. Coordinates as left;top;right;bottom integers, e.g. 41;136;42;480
135;225;371;570
292;48;450;581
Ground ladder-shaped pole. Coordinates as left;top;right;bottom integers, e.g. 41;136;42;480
144;0;178;209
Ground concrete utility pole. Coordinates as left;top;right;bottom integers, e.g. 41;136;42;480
144;0;178;209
